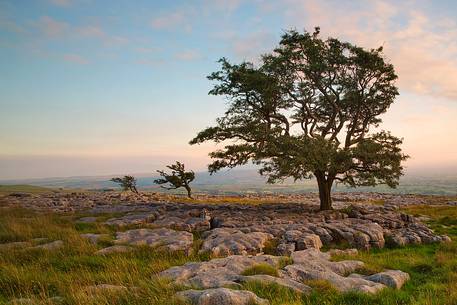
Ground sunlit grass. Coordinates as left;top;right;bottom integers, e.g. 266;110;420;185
1;204;457;304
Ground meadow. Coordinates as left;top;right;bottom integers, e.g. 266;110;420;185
1;196;457;304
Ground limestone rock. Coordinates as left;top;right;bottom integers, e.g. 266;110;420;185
283;230;322;250
200;228;273;256
80;233;110;244
176;288;269;305
115;228;193;253
160;254;283;289
77;216;98;223
0;241;32;250
31;240;64;251
95;245;133;255
239;274;311;293
105;212;157;226
284;249;386;294
364;270;410;289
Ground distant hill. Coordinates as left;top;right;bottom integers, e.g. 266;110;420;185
1;168;456;195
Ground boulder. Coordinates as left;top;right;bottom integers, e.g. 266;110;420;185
160;254;283;289
115;228;193;253
364;270;410;289
95;245;133;255
284;249;386;294
200;228;273;256
80;233;110;244
31;240;64;251
239;274;311;293
176;288;269;305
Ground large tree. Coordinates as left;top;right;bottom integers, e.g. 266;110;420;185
190;28;408;210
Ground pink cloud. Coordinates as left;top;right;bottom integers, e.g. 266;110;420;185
281;0;457;101
150;9;193;32
37;16;68;37
63;53;89;64
49;0;71;7
175;49;202;61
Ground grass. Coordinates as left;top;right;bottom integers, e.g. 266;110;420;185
0;185;55;195
1;203;457;304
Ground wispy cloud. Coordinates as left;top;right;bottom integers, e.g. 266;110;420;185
36;16;68;37
63;53;89;64
49;0;71;7
175;49;202;61
150;8;193;32
281;0;457;101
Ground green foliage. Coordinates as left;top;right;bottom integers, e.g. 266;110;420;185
154;161;195;198
110;176;139;194
190;28;408;209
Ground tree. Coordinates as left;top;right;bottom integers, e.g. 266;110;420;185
154;161;195;198
190;28;408;210
110;175;139;194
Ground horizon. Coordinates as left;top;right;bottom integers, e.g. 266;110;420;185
1;0;457;180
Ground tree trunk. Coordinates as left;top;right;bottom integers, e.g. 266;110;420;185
316;173;332;210
184;185;193;199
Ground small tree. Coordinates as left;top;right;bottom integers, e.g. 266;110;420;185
190;28;408;210
154;161;195;198
110;175;139;194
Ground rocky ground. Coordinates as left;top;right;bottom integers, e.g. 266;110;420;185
0;190;454;305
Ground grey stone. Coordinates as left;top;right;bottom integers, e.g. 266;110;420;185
95;245;133;255
31;240;64;251
364;270;410;289
176;288;269;305
80;233;110;244
200;228;273;256
115;228;193;253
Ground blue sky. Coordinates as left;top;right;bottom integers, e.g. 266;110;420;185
1;0;457;179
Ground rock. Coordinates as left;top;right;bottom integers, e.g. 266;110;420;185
160;254;284;289
31;240;64;251
328;248;358;257
200;228;273;256
239;274;311;293
105;213;157;226
77;216;98;223
81;233;110;244
284;249;386;294
0;241;32;250
115;228;193;253
176;288;269;305
8;298;34;305
277;242;295;256
364;270;410;289
389;224;450;246
283;230;322;250
95;245;133;255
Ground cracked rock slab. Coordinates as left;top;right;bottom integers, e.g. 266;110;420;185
160;254;285;289
176;288;269;305
95;245;133;255
114;228;193;253
200;228;273;256
364;270;410;289
284;249;386;293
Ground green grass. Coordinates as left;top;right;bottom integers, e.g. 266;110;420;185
1;204;457;304
0;185;54;195
242;264;279;277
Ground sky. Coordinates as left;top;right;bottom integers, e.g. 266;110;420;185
1;0;457;180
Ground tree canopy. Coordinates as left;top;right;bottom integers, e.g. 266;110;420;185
154;161;195;198
190;28;408;210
